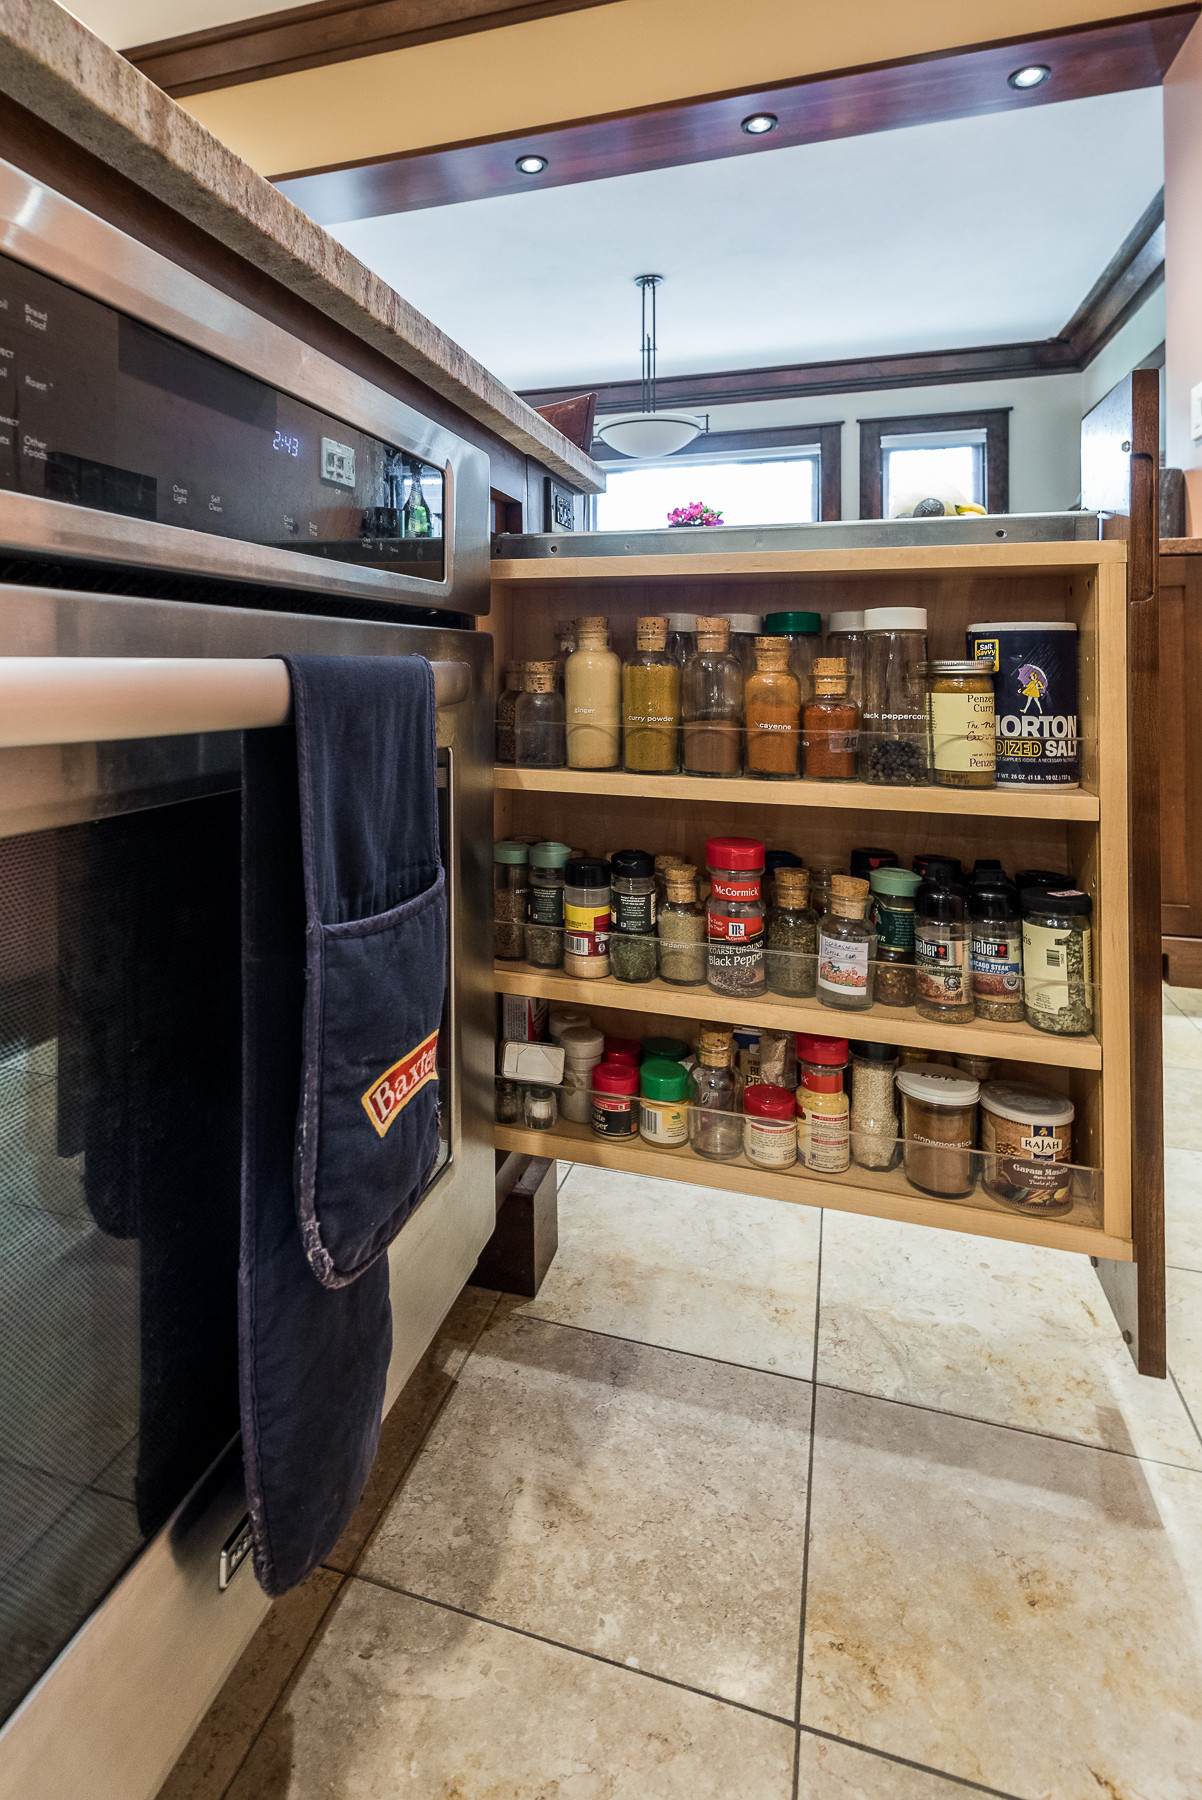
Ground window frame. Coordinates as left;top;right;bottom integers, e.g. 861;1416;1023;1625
857;409;1010;519
591;421;843;522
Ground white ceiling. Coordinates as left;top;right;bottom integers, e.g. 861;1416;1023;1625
63;1;296;46
330;87;1164;393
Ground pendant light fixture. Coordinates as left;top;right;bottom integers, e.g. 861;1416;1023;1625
595;275;707;460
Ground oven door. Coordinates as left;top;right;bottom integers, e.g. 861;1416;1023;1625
0;583;494;1800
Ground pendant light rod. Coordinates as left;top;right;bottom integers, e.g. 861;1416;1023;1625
636;273;663;416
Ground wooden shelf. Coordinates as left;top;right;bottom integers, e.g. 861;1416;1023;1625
494;764;1099;821
493;962;1102;1070
494;1118;1127;1260
491;542;1127;584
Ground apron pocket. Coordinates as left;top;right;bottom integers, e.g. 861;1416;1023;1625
295;866;446;1288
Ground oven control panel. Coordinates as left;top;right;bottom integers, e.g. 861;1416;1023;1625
0;251;446;580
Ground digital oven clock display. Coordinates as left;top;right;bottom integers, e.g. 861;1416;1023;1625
273;429;301;458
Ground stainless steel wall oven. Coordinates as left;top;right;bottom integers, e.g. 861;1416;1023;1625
0;162;495;1800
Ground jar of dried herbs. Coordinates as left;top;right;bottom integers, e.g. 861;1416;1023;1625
914;881;974;1023
610;848;659;984
494;840;529;960
494;662;525;764
765;866;818;996
1021;888;1093;1035
868;865;921;1010
623;616;680;773
525;841;571;968
658;870;707;986
969;884;1024;1022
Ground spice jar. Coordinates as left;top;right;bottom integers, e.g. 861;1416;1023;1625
1021;888;1093;1035
743;1084;798;1168
980;1081;1075;1214
559;1024;603;1123
609;848;659;985
644;1036;689;1064
896;1068;980;1199
682;617;744;776
850;846;898;882
804;657;860;780
705;837;765;997
808;855;846;922
825;610;866;707
590;1062;639;1138
796;1033;849;1084
763;610;822;705
733;1027;761;1088
689;1026;744;1161
495;661;524;763
763;849;804;911
969;884;1023;1022
666;614;696;668
725;613;764;677
515;659;566;767
523;1084;558;1131
553;618;576;688
860;607;929;785
817;874;875;1012
639;1058;690;1148
549;1009;590;1044
849;1040;899;1171
745;636;801;778
494;841;529;959
914;881;974;1024
765;866;818;997
623;616;680;773
563;858;611;979
565;616;621;770
658;870;707;986
603;1035;641;1067
526;840;571;968
797;1072;850;1173
869;866;921;1008
495;1078;522;1125
924;660;995;788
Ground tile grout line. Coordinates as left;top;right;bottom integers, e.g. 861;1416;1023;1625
505;1300;1202;1476
798;1724;1029;1800
791;1208;824;1800
347;1568;798;1730
1168;1365;1202;1454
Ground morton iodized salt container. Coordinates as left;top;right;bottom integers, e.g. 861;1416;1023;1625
966;620;1078;787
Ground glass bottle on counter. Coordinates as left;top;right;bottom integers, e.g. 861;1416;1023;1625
622;616;680;773
825;610;866;708
525;840;571;969
493;840;529;960
666;613;697;669
817;874;875;1012
515;660;566;768
565;616;621;769
682;617;744;776
914;880;974;1023
859;607;929;785
803;657;859;780
763;610;822;705
1022;888;1094;1036
494;661;524;764
745;636;801;779
658;869;707;986
689;1026;744;1161
969;883;1024;1022
609;848;658;984
765;866;818;997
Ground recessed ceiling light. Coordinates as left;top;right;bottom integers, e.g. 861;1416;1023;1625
741;112;779;135
515;154;548;174
1007;64;1051;90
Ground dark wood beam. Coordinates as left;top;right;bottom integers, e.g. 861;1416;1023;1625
1061;188;1165;363
269;8;1197;224
126;0;620;99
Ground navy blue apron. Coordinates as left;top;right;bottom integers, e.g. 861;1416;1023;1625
239;654;446;1596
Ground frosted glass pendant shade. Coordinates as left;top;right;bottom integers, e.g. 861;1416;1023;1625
596;413;703;458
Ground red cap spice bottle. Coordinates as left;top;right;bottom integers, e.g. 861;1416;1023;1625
743;1082;798;1168
590;1062;639;1139
603;1036;641;1065
706;837;766;998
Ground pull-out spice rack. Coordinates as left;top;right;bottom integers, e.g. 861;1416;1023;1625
486;533;1163;1372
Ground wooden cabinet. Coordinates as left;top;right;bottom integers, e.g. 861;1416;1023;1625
489;538;1165;1373
1158;542;1202;986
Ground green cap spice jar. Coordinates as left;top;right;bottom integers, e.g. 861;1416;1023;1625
869;866;921;1008
639;1058;690;1147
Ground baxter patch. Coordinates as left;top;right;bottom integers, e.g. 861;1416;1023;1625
361;1030;439;1138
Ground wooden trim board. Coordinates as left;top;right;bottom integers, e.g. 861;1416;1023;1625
491;541;1128;582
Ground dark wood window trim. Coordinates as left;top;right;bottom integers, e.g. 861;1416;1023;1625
591;421;842;522
858;409;1010;519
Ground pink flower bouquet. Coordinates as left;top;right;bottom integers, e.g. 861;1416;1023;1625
667;501;723;528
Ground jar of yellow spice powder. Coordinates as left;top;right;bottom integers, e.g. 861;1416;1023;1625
623;615;680;772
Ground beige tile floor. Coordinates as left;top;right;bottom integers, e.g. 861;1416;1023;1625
159;994;1202;1800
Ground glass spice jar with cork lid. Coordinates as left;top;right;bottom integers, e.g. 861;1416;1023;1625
745;636;801;778
565;616;621;769
515;659;566;767
682;617;744;776
817;874;876;1011
803;657;860;780
658;868;707;986
495;661;525;763
765;866;818;997
689;1025;744;1161
623;615;680;773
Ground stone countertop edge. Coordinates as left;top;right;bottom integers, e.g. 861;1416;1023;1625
0;0;605;494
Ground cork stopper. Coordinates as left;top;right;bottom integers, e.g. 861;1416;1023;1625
694;616;731;651
829;872;870;919
504;661;524;689
526;659;557;693
754;636;792;671
814;656;847;695
635;615;669;650
665;871;699;903
555;617;577;640
577;615;609;644
775;867;811;902
656;853;690;873
697;1024;734;1066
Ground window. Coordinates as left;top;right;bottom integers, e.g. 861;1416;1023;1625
594;453;819;532
859;410;1010;518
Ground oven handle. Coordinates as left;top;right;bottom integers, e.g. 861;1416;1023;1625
0;656;472;747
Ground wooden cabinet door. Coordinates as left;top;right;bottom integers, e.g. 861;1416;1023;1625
1159;551;1202;984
